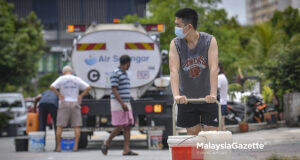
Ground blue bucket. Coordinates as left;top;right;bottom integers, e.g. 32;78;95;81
61;138;75;151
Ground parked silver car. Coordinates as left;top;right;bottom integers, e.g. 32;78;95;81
0;93;27;136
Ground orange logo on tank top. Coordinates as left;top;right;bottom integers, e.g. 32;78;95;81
182;56;207;78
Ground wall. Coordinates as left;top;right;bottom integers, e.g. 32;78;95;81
284;92;300;127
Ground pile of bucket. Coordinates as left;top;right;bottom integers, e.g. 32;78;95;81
15;110;76;152
14;131;75;152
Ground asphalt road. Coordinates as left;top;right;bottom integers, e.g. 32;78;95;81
1;127;300;160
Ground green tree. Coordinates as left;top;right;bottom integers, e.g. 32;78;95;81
0;0;46;90
244;23;287;77
265;44;300;93
199;8;242;81
262;7;300;105
262;85;273;104
271;7;300;38
37;72;59;93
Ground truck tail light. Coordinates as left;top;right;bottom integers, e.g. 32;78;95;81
67;25;74;32
144;24;165;32
153;104;162;113
113;19;120;23
81;105;90;114
145;105;153;113
157;24;164;32
67;24;86;32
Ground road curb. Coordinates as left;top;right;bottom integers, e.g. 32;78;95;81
226;120;286;133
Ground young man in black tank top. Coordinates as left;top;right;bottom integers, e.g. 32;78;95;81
169;8;219;135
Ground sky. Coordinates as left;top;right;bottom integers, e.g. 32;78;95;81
217;0;247;25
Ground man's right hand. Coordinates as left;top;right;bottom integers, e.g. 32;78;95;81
174;95;188;104
121;103;129;111
59;95;65;102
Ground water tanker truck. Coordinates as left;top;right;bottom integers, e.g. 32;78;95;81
70;23;173;148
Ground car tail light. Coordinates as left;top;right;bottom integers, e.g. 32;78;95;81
153;104;162;113
145;105;153;113
81;105;89;114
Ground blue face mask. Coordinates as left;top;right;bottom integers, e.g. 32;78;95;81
175;26;189;38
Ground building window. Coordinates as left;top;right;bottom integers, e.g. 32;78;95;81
46;55;54;72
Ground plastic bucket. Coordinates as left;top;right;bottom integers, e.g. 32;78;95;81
14;137;28;152
61;138;75;151
61;131;75;151
168;131;232;160
148;130;163;149
28;131;45;152
168;136;204;160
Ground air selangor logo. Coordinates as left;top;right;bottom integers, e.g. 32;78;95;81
85;55;97;66
182;55;207;78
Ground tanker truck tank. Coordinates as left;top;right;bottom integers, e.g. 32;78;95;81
71;24;162;99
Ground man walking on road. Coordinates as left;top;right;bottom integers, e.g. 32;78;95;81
50;66;91;152
169;8;219;135
101;55;138;156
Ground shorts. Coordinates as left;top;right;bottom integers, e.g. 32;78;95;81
57;102;82;127
221;105;228;116
177;103;219;128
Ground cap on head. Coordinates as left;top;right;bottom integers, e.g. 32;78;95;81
62;65;72;74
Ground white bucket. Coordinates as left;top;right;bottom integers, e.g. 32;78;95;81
61;131;75;151
148;130;163;149
198;131;232;160
167;131;232;160
62;131;75;138
28;131;45;152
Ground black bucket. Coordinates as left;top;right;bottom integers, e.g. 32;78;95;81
15;137;28;152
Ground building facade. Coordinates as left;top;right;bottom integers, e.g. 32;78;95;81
7;0;149;74
246;0;300;25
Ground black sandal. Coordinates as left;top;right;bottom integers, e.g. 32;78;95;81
101;144;108;155
123;151;138;156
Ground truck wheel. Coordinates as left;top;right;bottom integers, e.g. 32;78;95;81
79;132;88;149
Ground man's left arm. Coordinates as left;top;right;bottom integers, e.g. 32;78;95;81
79;86;92;100
78;78;92;104
206;37;218;103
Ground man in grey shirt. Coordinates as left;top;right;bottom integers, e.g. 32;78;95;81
169;8;219;135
